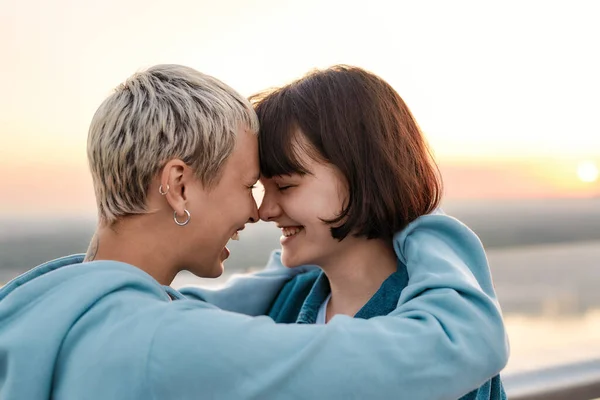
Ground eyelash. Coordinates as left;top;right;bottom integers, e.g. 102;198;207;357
277;185;292;191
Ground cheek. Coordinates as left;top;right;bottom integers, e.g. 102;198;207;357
286;202;332;239
311;191;345;221
278;194;307;222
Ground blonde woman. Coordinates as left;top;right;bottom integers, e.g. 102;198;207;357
0;65;508;400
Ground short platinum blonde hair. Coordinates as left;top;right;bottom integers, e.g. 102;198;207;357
87;64;259;224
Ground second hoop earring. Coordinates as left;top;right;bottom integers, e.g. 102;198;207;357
174;209;191;226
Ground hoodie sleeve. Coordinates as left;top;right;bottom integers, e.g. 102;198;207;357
147;214;508;400
178;251;317;316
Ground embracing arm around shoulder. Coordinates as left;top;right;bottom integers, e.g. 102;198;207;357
179;251;316;315
154;214;508;400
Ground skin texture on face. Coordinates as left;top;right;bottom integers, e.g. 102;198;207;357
180;128;260;277
259;154;354;269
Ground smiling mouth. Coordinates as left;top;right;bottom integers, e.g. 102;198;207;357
230;226;245;241
281;226;304;237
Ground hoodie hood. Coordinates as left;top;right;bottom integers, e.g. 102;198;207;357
0;254;170;399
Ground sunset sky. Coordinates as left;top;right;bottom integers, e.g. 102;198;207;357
1;0;599;217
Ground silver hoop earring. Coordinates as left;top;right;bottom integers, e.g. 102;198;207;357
174;209;191;226
159;184;170;196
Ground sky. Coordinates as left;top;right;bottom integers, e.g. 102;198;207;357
1;0;599;216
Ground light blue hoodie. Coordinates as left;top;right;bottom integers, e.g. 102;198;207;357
0;214;508;399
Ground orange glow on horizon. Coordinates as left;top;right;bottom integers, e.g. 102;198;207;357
1;0;599;215
2;156;598;217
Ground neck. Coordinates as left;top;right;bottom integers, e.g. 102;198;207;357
321;238;397;321
85;216;179;286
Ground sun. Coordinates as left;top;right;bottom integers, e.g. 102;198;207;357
577;161;599;183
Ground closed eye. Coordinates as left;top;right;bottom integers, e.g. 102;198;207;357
277;185;293;191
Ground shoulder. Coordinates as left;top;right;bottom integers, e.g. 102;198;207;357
394;213;482;250
392;213;496;296
394;213;486;268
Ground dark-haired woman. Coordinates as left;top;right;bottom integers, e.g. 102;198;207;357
253;65;507;400
182;65;508;399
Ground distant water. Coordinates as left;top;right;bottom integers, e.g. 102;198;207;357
1;200;599;376
503;309;600;374
2;197;599;316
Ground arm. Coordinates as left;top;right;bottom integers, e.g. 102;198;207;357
179;251;317;315
149;214;508;400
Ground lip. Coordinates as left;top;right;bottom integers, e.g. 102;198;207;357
280;226;304;245
276;224;303;229
221;246;230;260
229;225;246;241
280;234;299;246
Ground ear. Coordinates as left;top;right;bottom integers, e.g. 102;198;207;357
160;159;192;218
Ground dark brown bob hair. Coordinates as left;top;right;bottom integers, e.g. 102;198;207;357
252;65;442;240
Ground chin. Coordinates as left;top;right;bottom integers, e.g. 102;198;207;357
281;251;306;269
205;262;225;278
189;262;224;279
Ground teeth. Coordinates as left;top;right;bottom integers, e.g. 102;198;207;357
282;227;303;237
231;231;240;241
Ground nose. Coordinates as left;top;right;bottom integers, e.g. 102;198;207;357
248;198;259;224
259;189;282;222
